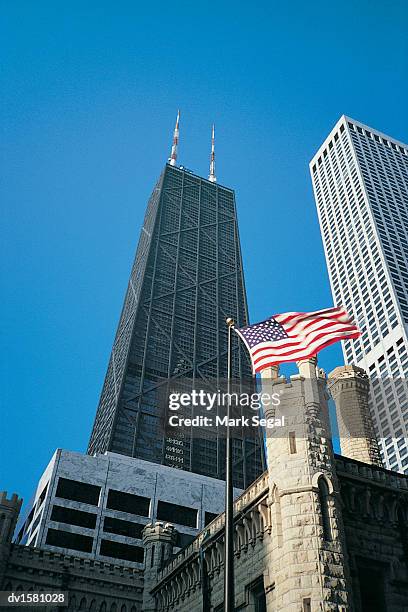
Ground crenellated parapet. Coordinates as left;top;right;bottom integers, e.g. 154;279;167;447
0;491;23;589
0;492;23;510
0;492;23;545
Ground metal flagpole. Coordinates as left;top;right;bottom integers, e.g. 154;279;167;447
224;317;235;612
199;529;211;612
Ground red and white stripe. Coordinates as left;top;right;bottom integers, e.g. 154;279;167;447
239;306;360;374
169;110;180;166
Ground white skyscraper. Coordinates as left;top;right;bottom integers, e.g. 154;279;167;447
310;115;408;472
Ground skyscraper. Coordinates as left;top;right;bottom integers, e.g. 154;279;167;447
88;116;265;488
310;115;408;472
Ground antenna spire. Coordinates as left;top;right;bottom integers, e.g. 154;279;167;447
208;124;216;182
169;110;180;166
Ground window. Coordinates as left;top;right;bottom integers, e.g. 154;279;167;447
289;431;297;454
46;528;93;553
50;505;97;529
38;483;48;507
150;545;155;567
30;513;42;536
357;560;386;612
248;577;266;612
204;511;218;526
106;490;150;517
176;532;195;548
303;598;312;612
156;500;197;528
25;506;35;530
55;478;101;506
99;539;144;563
103;516;145;539
318;478;332;541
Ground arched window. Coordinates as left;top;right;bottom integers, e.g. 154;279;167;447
318;477;332;541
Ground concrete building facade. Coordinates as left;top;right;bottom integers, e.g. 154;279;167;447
13;451;237;568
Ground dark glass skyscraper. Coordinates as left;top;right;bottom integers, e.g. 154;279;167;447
88;162;264;488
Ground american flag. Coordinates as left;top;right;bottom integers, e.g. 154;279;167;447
235;306;360;374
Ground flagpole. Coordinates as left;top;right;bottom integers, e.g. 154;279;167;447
224;317;235;612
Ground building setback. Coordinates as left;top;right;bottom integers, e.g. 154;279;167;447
310;116;408;472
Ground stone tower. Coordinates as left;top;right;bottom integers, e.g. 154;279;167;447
261;358;353;610
142;522;176;612
328;365;383;467
0;491;23;587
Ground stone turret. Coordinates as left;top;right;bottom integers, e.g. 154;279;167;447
328;364;383;467
142;522;176;611
261;358;353;610
0;491;23;587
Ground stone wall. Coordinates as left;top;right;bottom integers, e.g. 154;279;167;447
1;545;144;611
336;455;408;611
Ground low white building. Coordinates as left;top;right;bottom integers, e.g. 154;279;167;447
15;449;240;568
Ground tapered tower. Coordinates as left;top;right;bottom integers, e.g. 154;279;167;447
88;116;264;488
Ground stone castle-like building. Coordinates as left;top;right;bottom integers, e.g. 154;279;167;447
1;361;408;610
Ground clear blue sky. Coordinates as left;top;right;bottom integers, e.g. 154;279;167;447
1;1;407;509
